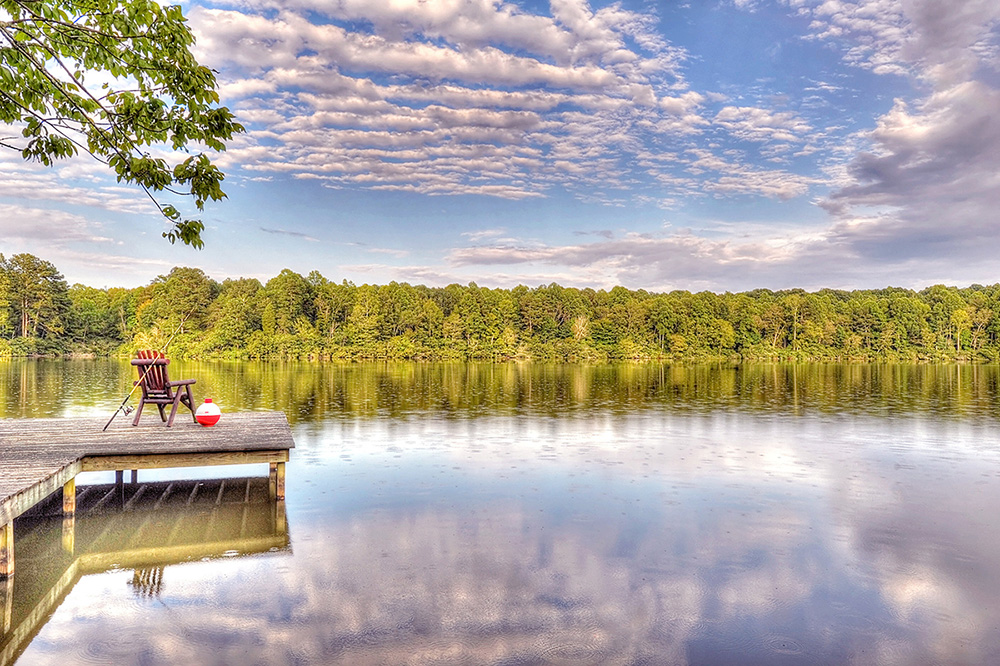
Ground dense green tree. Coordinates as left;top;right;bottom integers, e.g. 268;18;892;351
204;278;262;350
0;0;243;246
0;255;10;338
922;285;965;352
347;285;381;350
67;284;116;344
11;252;1000;363
379;282;424;339
106;287;138;340
648;296;679;350
2;253;70;338
264;270;313;335
135;266;218;348
312;275;354;339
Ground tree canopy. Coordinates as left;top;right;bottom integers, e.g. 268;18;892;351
0;0;243;247
5;253;1000;363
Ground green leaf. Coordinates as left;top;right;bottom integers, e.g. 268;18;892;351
0;0;244;249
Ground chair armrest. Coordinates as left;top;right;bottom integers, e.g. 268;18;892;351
131;358;169;366
166;379;196;386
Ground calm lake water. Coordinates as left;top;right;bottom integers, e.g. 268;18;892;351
3;360;1000;665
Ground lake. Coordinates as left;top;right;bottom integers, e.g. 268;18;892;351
2;360;1000;664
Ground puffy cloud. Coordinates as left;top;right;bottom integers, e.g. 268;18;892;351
0;203;114;244
713;106;813;144
0;151;146;215
186;1;803;208
789;0;1000;277
443;203;1000;291
793;0;1000;84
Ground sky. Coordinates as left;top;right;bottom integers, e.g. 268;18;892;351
2;0;1000;292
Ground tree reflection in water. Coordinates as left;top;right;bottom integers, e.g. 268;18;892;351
3;359;1000;423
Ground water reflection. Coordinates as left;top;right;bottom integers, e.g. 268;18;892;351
3;359;1000;422
1;476;289;666
14;414;997;665
5;361;1000;664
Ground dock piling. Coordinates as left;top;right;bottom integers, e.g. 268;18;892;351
62;478;76;516
269;462;286;501
0;522;12;579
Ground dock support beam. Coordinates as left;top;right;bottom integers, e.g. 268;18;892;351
269;462;285;501
0;522;12;579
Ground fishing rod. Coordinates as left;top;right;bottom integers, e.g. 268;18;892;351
102;306;197;431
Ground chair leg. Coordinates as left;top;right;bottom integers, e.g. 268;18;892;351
166;391;182;427
157;404;167;422
186;386;196;422
132;400;145;426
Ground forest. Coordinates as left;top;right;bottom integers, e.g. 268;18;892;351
2;252;1000;362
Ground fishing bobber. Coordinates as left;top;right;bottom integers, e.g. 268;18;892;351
195;398;221;427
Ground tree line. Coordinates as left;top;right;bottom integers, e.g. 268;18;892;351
3;252;1000;362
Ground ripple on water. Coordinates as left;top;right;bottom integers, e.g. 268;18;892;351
534;629;610;665
73;636;143;665
762;633;805;656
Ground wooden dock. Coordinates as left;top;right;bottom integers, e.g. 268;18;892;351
0;412;295;578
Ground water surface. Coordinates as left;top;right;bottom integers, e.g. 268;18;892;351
2;361;1000;664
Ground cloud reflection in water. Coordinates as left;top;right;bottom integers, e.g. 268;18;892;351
17;413;1000;665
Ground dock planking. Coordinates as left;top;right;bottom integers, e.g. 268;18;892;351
0;412;294;527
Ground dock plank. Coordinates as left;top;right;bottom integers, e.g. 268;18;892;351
0;412;294;524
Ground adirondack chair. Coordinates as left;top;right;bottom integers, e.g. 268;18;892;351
130;350;196;427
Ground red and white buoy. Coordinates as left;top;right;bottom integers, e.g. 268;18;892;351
196;398;221;426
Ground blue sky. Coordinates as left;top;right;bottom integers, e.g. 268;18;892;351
2;0;999;292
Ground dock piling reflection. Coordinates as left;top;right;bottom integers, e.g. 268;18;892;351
1;573;10;634
0;475;291;666
61;515;74;556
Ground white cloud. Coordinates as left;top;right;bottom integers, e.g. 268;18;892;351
185;1;793;208
0;203;114;244
792;0;1000;84
713;106;813;144
803;0;1000;274
443;196;1000;291
461;228;509;242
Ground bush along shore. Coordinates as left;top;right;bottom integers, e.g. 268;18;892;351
2;252;1000;362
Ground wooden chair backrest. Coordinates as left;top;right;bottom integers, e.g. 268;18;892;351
136;349;169;392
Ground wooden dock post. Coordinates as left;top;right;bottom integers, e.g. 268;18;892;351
269;462;286;500
0;522;12;579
